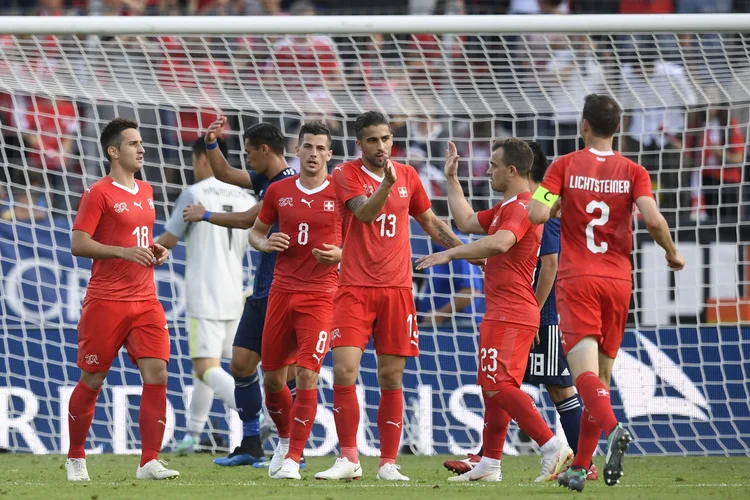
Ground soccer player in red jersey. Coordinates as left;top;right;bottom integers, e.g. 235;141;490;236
65;118;178;481
248;122;342;479
417;138;573;483
528;94;685;491
314;111;469;481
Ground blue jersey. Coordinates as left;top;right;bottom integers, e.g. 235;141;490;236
534;218;560;326
250;167;296;299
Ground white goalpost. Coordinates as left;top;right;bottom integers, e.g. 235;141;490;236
0;14;748;457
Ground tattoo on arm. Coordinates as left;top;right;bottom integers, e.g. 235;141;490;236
436;225;459;249
346;195;367;214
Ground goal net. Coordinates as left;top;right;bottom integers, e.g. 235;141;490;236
1;15;749;457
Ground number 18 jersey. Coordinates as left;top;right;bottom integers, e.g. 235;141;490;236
541;148;653;282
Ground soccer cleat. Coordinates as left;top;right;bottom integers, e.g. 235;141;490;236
447;462;501;482
443;453;481;475
536;438;573;482
553;463;599;482
558;466;587;492
213;446;265;467
175;434;199;455
254;454;307;470
604;424;632;486
315;457;363;480
268;441;289;478
65;458;90;481
377;463;410;481
270;458;302;480
136;459;179;480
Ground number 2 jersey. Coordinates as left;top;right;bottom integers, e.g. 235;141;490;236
257;175;342;293
72;176;157;301
332;158;432;289
541;148;653;282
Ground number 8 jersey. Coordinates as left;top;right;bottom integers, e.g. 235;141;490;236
540;148;654;282
73;176;158;301
257;175;342;292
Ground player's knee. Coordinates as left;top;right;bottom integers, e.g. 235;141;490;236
263;371;286;393
546;384;576;404
333;362;358;386
80;370;107;391
229;359;257;379
296;368;318;390
377;368;403;391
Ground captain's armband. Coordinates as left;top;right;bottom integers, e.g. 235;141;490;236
531;186;559;208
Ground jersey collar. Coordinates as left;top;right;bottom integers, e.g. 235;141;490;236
111;179;139;195
588;147;615;156
501;195;518;207
360;165;385;183
296;177;330;195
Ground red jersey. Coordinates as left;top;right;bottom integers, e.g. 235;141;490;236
333;159;431;288
258;175;342;293
73;177;157;301
541;148;653;282
477;192;542;327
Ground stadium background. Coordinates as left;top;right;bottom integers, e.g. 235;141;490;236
0;0;749;458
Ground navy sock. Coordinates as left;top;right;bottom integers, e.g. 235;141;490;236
555;394;583;456
234;372;262;435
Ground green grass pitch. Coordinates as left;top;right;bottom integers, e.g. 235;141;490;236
2;454;749;499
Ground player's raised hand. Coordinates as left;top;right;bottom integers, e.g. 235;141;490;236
383;159;397;185
152;243;169;265
312;243;342;265
415;251;452;271
261;232;290;253
205;116;228;144
549;198;562;219
183;203;206;222
120;246;155;267
444;141;460;179
666;250;686;271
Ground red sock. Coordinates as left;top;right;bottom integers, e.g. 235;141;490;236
67;380;100;459
482;393;512;460
333;384;359;463
286;388;317;463
572;408;601;469
493;385;554;446
377;389;403;467
139;384;167;466
265;385;293;439
575;372;618;436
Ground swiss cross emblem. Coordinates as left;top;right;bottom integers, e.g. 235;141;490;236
398;187;408;198
279;197;294;207
324;200;335;212
114;202;128;213
363;184;375;196
147;198;154;209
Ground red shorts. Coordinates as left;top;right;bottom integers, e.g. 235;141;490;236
556;276;632;359
331;286;419;357
261;288;334;372
77;297;169;372
477;320;538;390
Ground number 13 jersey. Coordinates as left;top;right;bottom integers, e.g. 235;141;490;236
541;148;653;282
73;176;157;301
257;175;342;293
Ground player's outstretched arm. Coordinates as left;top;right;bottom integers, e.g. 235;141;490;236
444;141;485;234
413;208;464;250
248;217;290;253
528;186;560;225
183;202;261;230
635;196;686;270
346;160;396;224
415;230;517;270
71;230;154;266
205;116;254;190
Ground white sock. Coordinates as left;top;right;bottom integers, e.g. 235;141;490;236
279;437;290;450
203;366;236;410
478;456;501;470
540;436;560;454
187;376;214;436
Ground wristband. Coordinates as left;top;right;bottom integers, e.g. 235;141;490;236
202;211;212;222
531;186;559;208
206;140;218;150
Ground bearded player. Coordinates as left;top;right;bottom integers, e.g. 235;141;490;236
528;94;685;492
66;118;177;481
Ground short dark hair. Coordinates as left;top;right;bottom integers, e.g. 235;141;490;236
100;118;138;162
243;122;284;155
192;136;228;158
298;121;331;146
527;141;549;183
354;111;389;140
582;93;621;138
491;138;534;177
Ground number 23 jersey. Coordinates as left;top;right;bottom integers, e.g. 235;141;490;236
73;176;157;301
541;148;653;282
257;175;342;293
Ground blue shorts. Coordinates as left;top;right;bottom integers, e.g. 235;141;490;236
233;296;268;355
523;325;573;388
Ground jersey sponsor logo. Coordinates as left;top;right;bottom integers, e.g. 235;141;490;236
333;406;342;413
157;419;166;426
312;353;322;363
68;412;76;422
519;202;528;209
133;201;143;210
486;373;497;383
569;176;631;194
268;409;283;414
363;184;375;196
324;200;335;212
294;417;310;426
398;186;408;198
491;215;499;227
596;157;606;162
114;202;128;213
279;197;294;207
386;420;401;428
84;354;99;365
148;198;155;209
301;198;313;208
